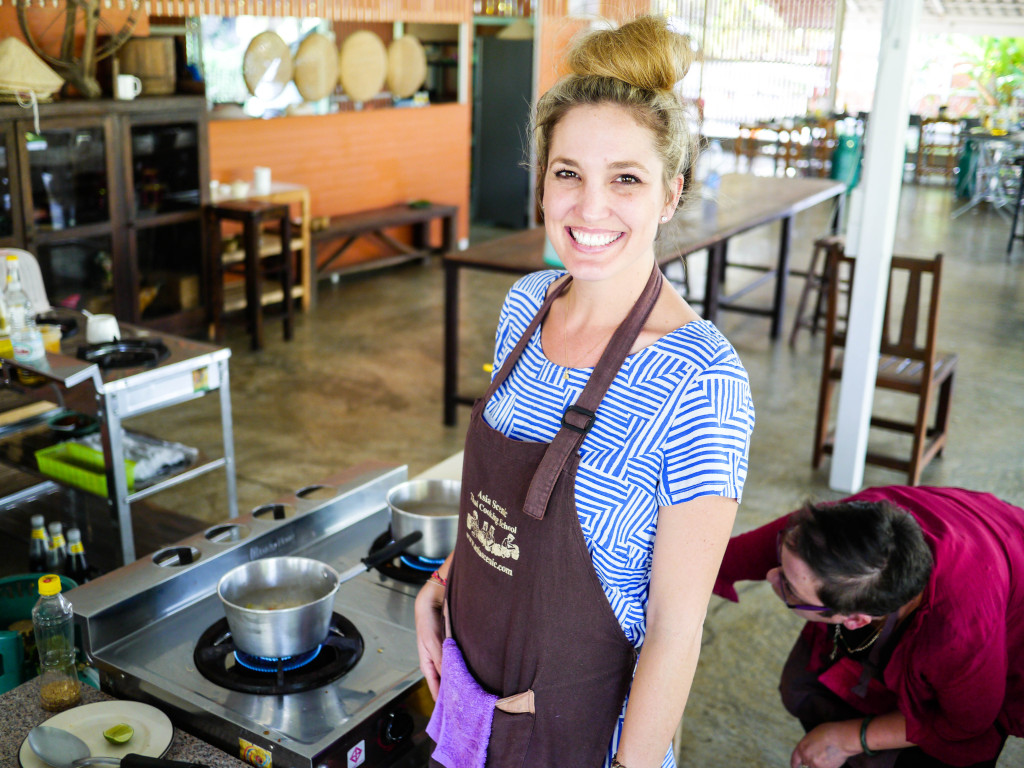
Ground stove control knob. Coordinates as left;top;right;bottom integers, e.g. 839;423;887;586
380;710;414;747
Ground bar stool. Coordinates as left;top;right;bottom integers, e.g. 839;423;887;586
207;200;294;351
1007;156;1024;261
789;234;846;347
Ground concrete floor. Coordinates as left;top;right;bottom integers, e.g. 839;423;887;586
6;178;1024;764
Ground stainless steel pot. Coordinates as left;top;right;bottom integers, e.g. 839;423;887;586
386;478;460;560
218;556;339;658
218;533;422;658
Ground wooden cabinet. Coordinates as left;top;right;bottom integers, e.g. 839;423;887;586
0;97;210;336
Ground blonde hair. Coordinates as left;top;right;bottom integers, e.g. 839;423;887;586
535;15;699;205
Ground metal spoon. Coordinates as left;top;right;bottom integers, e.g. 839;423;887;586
28;725;207;768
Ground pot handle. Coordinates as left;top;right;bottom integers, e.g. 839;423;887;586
362;531;423;570
121;757;210;768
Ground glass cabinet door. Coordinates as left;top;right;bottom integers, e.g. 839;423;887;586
0;132;13;240
25;125;110;232
36;235;116;314
135;220;204;322
131;122;201;218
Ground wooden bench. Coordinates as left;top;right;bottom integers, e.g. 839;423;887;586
309;202;459;307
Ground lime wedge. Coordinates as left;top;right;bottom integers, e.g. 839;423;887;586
103;724;134;744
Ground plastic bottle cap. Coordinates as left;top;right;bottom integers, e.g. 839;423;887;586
38;574;63;596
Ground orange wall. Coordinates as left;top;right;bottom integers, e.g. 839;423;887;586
208;102;471;265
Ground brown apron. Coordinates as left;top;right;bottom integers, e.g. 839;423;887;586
444;266;664;768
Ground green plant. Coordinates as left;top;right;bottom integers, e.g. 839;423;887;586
960;36;1024;106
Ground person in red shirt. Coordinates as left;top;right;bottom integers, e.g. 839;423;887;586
713;486;1024;768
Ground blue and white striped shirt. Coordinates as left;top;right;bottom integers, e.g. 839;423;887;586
484;270;755;645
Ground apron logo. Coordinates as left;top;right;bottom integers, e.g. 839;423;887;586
468;491;520;575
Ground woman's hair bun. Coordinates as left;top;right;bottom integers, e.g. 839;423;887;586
566;16;695;93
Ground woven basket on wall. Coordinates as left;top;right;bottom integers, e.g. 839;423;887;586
338;30;387;104
386;35;426;100
293;32;337;102
243;31;293;100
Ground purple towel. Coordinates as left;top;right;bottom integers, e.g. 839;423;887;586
426;638;498;768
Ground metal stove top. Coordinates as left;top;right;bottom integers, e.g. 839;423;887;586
71;464;428;768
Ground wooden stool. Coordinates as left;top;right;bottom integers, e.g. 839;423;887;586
789;235;845;347
207;200;294;351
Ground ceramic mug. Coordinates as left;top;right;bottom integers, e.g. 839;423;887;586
253;166;272;194
115;74;143;101
86;314;121;344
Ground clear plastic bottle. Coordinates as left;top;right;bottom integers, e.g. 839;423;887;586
5;253;33;331
28;514;49;573
32;574;81;711
5;253;45;385
65;528;90;584
45;521;67;574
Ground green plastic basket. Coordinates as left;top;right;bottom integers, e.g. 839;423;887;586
35;442;135;496
0;573;78;629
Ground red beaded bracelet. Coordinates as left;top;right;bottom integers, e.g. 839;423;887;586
429;570;448;587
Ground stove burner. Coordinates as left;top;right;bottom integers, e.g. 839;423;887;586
193;613;363;694
399;553;445;572
77;338;171;369
234;646;321;673
370;530;439;584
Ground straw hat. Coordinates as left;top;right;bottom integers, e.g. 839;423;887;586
387;35;426;100
0;37;64;102
338;30;387;103
497;19;534;40
243;31;293;100
293;32;337;102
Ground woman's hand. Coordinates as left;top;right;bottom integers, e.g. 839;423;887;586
790;721;860;768
414;579;446;699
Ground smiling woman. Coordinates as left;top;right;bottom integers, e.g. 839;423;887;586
415;14;754;768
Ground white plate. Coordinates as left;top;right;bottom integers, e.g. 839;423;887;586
20;700;174;768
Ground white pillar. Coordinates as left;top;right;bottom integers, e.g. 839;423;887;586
829;0;922;493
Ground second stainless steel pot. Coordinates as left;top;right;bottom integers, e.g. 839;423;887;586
387;478;460;560
217;532;422;657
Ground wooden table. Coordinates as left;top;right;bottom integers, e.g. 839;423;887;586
211;182;313;311
206;199;293;352
443;174;846;424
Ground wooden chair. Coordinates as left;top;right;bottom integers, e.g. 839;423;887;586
734;123;765;173
812;249;958;486
915;118;961;185
808;118;838;178
775;126;807;176
789;235;846;347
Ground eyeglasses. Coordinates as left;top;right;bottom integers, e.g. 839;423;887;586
775;531;832;613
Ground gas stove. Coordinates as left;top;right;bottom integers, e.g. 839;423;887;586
70;464;431;768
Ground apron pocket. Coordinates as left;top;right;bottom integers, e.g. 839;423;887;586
487;706;536;768
496;690;535;714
